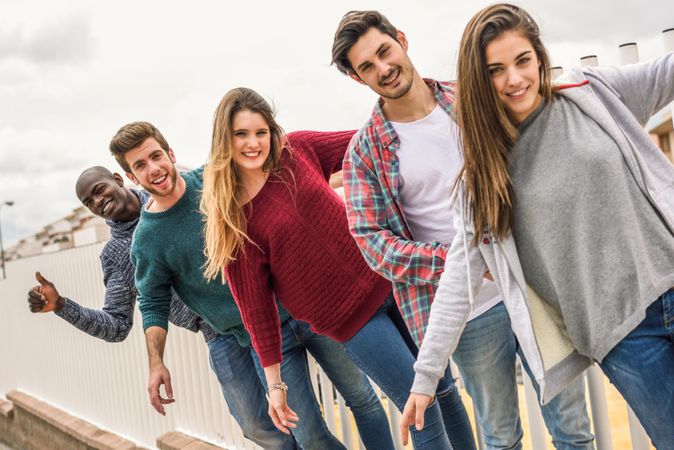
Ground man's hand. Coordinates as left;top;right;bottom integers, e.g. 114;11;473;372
27;272;64;313
267;387;299;435
400;392;433;445
148;361;175;415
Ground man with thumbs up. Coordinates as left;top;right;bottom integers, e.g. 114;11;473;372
26;165;299;450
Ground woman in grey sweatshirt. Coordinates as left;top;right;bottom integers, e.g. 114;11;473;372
402;4;674;449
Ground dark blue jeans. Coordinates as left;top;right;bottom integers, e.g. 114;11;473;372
599;288;674;450
343;297;476;450
207;333;298;449
252;318;395;450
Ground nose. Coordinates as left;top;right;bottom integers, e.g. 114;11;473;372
505;66;523;86
376;59;392;78
93;194;105;212
246;135;259;149
147;159;162;175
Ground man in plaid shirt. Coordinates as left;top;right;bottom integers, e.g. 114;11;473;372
331;10;594;450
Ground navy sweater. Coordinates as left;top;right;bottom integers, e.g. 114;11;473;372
56;189;217;343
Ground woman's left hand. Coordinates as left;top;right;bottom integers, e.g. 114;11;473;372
268;388;299;435
400;392;433;445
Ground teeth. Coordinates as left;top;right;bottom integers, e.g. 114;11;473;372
243;152;260;157
508;88;526;96
102;201;112;215
383;69;398;85
151;175;167;185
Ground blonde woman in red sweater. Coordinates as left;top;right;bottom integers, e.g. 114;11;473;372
200;87;476;450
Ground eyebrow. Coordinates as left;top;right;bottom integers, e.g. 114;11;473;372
356;43;387;72
487;50;533;67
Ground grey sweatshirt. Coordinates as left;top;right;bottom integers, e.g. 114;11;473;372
55;189;217;343
412;52;674;401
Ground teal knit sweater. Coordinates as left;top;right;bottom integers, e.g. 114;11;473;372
131;167;288;346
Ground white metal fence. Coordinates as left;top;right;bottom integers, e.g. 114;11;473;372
0;240;655;450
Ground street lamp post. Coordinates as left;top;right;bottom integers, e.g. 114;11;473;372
0;201;15;280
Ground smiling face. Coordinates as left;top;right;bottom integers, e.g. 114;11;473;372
76;168;139;222
485;30;543;125
347;27;415;100
123;137;178;198
230;109;271;177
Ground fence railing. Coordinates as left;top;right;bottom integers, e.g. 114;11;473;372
0;240;655;450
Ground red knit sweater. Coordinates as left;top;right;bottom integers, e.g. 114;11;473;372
225;130;392;367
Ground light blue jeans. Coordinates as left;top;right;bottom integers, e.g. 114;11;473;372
453;302;594;450
599;289;674;450
343;297;477;450
251;318;395;450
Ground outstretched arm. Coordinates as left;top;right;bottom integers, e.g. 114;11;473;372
287;130;356;180
27;268;135;343
590;51;674;125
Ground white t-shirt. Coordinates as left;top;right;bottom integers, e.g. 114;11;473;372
391;105;501;321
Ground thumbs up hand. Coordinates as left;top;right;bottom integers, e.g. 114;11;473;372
27;272;65;313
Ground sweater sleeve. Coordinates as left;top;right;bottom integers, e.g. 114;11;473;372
411;199;487;396
343;137;449;285
288;130;356;180
55;254;135;342
131;239;173;331
588;51;674;126
225;241;282;367
167;291;218;343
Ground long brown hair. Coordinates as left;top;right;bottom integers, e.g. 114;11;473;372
456;3;553;244
201;87;287;281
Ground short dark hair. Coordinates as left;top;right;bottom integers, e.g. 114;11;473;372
109;121;170;172
331;10;399;75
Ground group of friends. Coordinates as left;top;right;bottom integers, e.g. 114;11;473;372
25;4;674;450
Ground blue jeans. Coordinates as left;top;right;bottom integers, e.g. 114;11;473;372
343;297;476;450
454;302;594;450
252;318;394;450
207;333;298;450
599;289;674;450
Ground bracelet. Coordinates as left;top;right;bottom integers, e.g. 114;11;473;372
268;382;288;393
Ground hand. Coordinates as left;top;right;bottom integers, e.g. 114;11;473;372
267;387;299;435
147;362;175;415
400;393;433;446
27;272;64;313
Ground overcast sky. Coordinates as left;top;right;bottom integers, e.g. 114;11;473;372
1;0;672;247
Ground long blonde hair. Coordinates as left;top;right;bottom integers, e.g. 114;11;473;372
456;3;553;244
201;87;287;281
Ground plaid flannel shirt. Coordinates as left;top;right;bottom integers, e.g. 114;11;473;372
343;79;457;345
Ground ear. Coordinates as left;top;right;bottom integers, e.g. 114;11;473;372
349;72;365;85
113;173;125;187
125;171;139;185
168;148;177;164
396;30;409;51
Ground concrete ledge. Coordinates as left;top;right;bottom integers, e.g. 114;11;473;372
0;398;13;419
157;432;224;450
2;390;146;450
